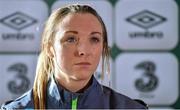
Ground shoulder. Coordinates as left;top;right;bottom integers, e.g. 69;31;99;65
102;86;148;109
1;89;34;109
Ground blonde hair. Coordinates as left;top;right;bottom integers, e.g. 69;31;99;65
33;4;110;109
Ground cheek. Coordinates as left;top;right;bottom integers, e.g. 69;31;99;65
56;47;74;67
56;44;74;58
92;46;103;61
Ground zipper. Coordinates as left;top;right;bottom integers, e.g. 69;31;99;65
71;97;78;110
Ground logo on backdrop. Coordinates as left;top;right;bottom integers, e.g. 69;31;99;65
0;12;37;40
126;10;167;39
134;61;158;93
7;63;30;94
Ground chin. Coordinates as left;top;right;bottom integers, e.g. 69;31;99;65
72;74;92;81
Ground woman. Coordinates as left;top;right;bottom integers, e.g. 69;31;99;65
1;4;147;109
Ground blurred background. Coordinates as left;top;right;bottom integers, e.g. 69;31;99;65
0;0;179;109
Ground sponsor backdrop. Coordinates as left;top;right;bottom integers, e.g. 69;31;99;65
0;0;179;109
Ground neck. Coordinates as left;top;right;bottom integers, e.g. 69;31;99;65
54;73;92;93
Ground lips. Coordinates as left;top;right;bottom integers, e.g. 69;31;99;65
75;62;91;65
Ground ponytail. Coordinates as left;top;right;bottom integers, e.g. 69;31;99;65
33;52;53;109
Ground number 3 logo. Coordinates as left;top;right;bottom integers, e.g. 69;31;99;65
135;61;158;92
7;63;30;94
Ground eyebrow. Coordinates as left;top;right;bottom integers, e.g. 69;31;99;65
65;31;78;34
91;32;102;36
65;31;102;36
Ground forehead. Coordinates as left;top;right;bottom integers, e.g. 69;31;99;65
56;13;103;32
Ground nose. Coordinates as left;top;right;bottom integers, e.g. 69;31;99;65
76;42;90;57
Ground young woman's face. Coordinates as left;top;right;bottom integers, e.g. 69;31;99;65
52;13;103;81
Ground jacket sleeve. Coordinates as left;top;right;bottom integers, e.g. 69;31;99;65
1;90;34;109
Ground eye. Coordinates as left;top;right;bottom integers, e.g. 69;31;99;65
66;36;77;43
90;36;100;43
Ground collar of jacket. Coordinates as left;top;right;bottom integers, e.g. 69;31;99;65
46;75;105;108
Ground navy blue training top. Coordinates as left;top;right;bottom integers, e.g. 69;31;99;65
1;76;147;109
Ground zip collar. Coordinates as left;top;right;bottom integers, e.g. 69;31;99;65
46;75;103;108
